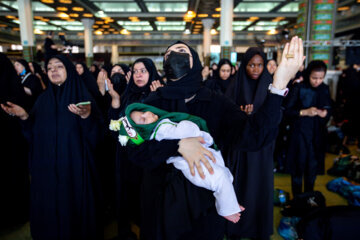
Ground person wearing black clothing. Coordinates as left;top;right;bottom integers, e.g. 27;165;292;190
0;53;30;228
107;58;163;239
205;58;234;94
224;47;277;240
108;37;304;240
284;60;332;196
44;31;58;61
76;62;102;101
1;55;104;240
29;61;49;89
90;64;100;79
337;62;360;148
14;59;43;108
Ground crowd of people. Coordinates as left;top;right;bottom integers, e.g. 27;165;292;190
0;36;359;240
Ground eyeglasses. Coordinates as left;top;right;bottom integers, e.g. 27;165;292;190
133;68;148;75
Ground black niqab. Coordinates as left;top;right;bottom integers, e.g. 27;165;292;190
226;47;272;113
147;41;203;111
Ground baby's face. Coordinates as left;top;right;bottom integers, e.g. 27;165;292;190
130;111;159;124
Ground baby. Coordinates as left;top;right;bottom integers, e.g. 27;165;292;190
111;103;243;223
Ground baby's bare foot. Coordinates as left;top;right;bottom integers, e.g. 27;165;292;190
224;213;241;223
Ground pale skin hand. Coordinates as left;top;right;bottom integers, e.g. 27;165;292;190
317;109;328;118
106;79;121;109
150;80;164;92
68;104;91;119
125;71;131;83
97;70;108;96
273;36;306;90
178;137;216;179
301;107;318;117
1;102;29;120
240;104;254;115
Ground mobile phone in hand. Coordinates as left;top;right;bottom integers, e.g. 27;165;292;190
105;79;109;91
76;101;91;107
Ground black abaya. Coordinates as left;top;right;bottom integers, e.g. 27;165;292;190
225;47;277;240
24;55;104;240
204;58;234;94
0;53;30;227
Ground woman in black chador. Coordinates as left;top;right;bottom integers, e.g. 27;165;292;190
76;62;102;101
1;55;104;240
107;58;163;239
284;60;332;196
0;53;30;227
205;58;234;94
225;47;278;240
14;59;43;108
108;37;304;240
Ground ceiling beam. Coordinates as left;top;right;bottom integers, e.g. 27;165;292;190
269;0;292;13
134;0;157;31
242;20;260;31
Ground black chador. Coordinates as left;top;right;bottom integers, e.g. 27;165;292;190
225;47;277;240
24;55;104;240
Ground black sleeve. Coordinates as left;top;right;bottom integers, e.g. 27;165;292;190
127;139;180;169
284;84;301;118
219;92;283;151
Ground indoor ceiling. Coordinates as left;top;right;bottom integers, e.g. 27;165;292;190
0;0;298;38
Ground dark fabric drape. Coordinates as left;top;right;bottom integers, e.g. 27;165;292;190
0;53;30;228
78;62;102;102
224;47;277;240
26;55;104;240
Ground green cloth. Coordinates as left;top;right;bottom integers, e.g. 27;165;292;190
119;103;214;147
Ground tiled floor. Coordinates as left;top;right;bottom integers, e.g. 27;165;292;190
0;148;355;240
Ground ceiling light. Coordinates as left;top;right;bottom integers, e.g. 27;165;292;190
0;24;7;27
77;32;84;36
34;29;44;35
42;18;50;22
184;29;191;34
210;29;217;35
95;21;104;25
58;12;69;18
156;17;166;22
120;29;130;35
94;30;102;35
198;14;208;18
212;14;220;18
194;25;202;28
41;0;54;3
83;13;93;18
338;6;350;11
13;27;20;31
102;25;110;28
6;15;16;19
215;8;221;12
93;25;99;28
267;29;277;35
57;7;68;11
59;0;72;4
34;16;43;20
72;7;84;12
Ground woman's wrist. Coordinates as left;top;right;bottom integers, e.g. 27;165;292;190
111;98;120;109
20;112;29;121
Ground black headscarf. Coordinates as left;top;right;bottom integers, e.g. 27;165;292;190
0;53;26;107
111;63;131;95
77;62;100;99
146;41;203;111
100;64;112;78
15;59;31;75
30;61;49;87
113;63;131;76
209;58;233;94
226;47;273;113
120;58;161;114
302;60;327;87
90;64;100;79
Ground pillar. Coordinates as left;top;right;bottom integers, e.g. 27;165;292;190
220;0;233;59
111;44;119;65
82;18;95;67
17;0;35;61
202;18;214;66
297;0;336;67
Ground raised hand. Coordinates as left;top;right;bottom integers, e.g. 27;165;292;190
1;102;29;120
106;79;121;109
273;36;305;90
125;71;131;83
97;70;108;96
150;80;164;92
